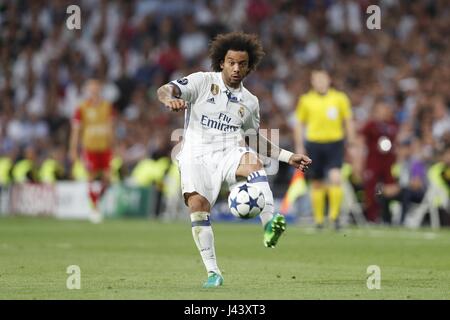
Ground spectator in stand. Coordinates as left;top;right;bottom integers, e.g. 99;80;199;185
379;138;428;225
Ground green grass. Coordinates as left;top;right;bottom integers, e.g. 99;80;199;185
0;216;449;299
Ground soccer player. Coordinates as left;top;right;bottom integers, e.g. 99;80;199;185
360;101;399;223
69;78;115;224
157;32;311;288
294;70;356;230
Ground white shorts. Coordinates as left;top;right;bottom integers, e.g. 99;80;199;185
177;146;256;207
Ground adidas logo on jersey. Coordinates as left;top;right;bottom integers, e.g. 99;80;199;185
207;97;215;104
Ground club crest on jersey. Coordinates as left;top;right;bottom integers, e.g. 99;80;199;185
176;78;188;85
238;106;245;118
210;84;219;95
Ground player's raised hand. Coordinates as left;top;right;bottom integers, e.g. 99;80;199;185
164;98;187;112
288;154;312;172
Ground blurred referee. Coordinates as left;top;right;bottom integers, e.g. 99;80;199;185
294;69;356;230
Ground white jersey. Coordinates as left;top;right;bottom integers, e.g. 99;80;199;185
171;72;260;159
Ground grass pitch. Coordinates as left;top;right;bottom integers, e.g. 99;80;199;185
0;216;449;300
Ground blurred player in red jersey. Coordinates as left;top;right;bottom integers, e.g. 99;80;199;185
360;101;399;223
69;79;115;223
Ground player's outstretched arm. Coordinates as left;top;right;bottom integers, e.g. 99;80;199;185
157;84;187;112
256;132;312;172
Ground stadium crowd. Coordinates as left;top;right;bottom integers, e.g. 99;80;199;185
0;0;449;224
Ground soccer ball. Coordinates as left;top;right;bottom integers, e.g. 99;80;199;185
228;182;265;219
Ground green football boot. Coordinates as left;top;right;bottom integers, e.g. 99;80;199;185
264;213;286;248
202;272;224;288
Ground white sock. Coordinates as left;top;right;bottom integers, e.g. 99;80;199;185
190;212;221;276
247;170;274;227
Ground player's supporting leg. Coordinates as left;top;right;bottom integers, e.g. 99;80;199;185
98;174;110;203
328;168;343;229
310;181;326;228
97;152;112;206
87;169;110;224
186;193;223;288
236;153;286;248
88;182;99;208
363;168;380;223
87;171;103;223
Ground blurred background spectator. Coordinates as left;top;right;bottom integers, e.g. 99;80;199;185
0;0;449;224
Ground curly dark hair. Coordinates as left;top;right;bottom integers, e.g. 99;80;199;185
209;32;265;74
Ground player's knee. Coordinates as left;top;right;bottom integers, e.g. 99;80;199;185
247;162;263;173
186;193;211;212
328;168;342;185
236;154;263;178
311;180;324;189
237;163;263;178
242;153;262;169
189;201;210;213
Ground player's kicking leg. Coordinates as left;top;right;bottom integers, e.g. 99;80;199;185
85;151;111;224
186;192;224;288
236;152;286;248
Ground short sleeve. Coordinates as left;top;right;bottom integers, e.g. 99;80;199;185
339;92;352;120
170;72;207;103
72;107;81;125
295;95;307;123
242;98;260;133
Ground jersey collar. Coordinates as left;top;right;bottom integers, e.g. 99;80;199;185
217;72;243;102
